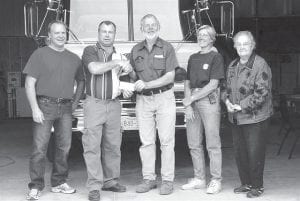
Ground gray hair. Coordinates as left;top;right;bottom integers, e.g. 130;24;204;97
140;14;160;31
197;25;216;42
233;31;256;49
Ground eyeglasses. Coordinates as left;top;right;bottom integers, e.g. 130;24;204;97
198;33;210;38
235;42;252;47
143;23;158;29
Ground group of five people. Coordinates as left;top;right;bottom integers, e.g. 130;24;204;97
24;13;273;201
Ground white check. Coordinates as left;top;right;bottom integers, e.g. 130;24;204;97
119;81;135;92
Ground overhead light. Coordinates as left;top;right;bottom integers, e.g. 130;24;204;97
46;0;61;10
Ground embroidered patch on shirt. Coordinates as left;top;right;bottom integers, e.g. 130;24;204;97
154;54;164;58
203;64;209;70
135;56;144;63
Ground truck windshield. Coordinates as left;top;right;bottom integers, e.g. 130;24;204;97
69;0;182;42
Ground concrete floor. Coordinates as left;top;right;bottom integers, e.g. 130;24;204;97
0;118;299;201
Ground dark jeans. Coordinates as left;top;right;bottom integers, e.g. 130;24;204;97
28;99;72;190
231;119;270;189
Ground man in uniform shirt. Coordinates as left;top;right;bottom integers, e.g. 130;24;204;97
129;14;179;195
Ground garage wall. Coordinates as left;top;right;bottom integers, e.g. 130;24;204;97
0;0;25;37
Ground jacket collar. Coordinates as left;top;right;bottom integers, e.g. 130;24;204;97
232;52;256;69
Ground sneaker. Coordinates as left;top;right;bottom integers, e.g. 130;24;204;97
136;179;157;193
88;190;100;201
26;189;41;200
234;184;252;194
51;183;76;194
246;187;264;198
181;178;206;190
160;181;174;195
206;180;222;194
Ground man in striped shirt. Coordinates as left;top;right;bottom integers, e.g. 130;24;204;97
81;20;132;201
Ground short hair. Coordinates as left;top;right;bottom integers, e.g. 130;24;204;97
197;25;216;42
47;20;66;33
233;31;256;49
140;14;160;31
98;20;116;32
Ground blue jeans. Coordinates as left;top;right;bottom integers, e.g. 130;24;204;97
28;99;72;190
231;119;270;188
186;90;222;181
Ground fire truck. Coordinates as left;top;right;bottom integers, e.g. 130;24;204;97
24;0;234;133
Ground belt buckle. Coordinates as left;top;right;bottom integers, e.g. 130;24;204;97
57;97;63;103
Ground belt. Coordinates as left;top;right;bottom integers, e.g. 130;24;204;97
138;84;173;96
37;95;73;104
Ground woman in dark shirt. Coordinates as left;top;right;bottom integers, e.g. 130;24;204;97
181;25;224;194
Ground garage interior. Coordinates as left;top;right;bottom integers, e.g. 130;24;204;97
0;0;300;201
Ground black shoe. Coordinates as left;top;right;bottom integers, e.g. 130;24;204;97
246;188;264;198
234;184;252;194
88;190;100;201
102;183;126;192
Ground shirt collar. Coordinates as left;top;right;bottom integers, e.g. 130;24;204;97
96;42;116;54
138;37;163;50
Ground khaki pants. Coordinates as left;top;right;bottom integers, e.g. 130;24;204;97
82;96;122;191
136;89;176;181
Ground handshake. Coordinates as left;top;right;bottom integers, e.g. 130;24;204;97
225;99;242;113
119;80;147;99
116;60;133;76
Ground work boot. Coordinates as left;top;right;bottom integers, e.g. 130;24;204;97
136;179;157;193
160;180;173;195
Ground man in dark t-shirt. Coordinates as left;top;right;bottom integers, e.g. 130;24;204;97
23;20;85;200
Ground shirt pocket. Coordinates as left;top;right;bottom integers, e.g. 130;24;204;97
153;57;166;69
153;58;166;76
